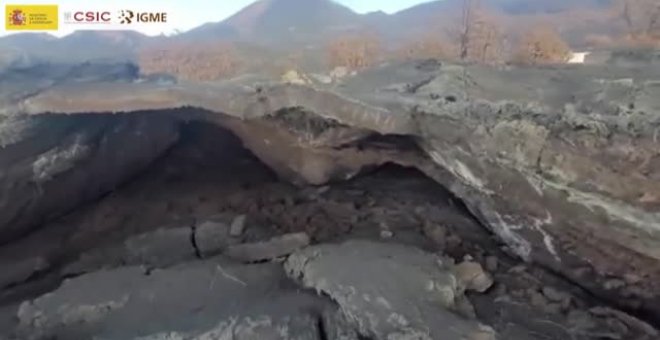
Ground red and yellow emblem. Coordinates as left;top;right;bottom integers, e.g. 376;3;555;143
8;9;26;26
5;5;58;30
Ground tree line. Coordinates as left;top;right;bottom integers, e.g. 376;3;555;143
329;0;571;69
139;0;660;80
328;0;660;69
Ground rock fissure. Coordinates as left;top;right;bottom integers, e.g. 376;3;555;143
190;218;202;260
316;316;329;340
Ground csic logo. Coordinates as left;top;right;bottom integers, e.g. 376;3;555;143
63;11;112;24
118;10;167;24
8;9;26;26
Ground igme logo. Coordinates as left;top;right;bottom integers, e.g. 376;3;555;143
118;10;133;24
118;10;167;24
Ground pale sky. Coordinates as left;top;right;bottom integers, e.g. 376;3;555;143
1;0;435;37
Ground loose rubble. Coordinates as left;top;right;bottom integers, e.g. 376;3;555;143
194;219;237;258
229;214;247;237
1;60;659;339
453;261;494;293
0;153;657;339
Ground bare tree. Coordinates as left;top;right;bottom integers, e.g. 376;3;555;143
139;42;240;81
617;0;660;39
454;0;504;63
327;34;381;70
459;0;477;60
397;34;453;61
471;12;503;63
512;26;571;65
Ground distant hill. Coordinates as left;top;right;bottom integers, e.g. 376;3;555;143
380;0;616;45
0;31;148;63
0;0;622;66
485;0;611;14
386;0;612;27
184;0;363;46
392;0;611;14
172;23;238;42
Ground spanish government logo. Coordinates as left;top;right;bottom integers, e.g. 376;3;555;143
5;5;58;30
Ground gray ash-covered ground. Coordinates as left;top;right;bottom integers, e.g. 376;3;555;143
0;121;657;339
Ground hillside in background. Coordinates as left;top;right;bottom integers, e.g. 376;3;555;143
0;31;150;65
486;0;611;13
0;0;655;75
222;0;361;43
180;0;615;45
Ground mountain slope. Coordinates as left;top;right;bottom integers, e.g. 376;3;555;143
380;0;615;44
392;0;611;16
173;22;238;42
0;31;149;63
486;0;611;14
186;0;363;45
